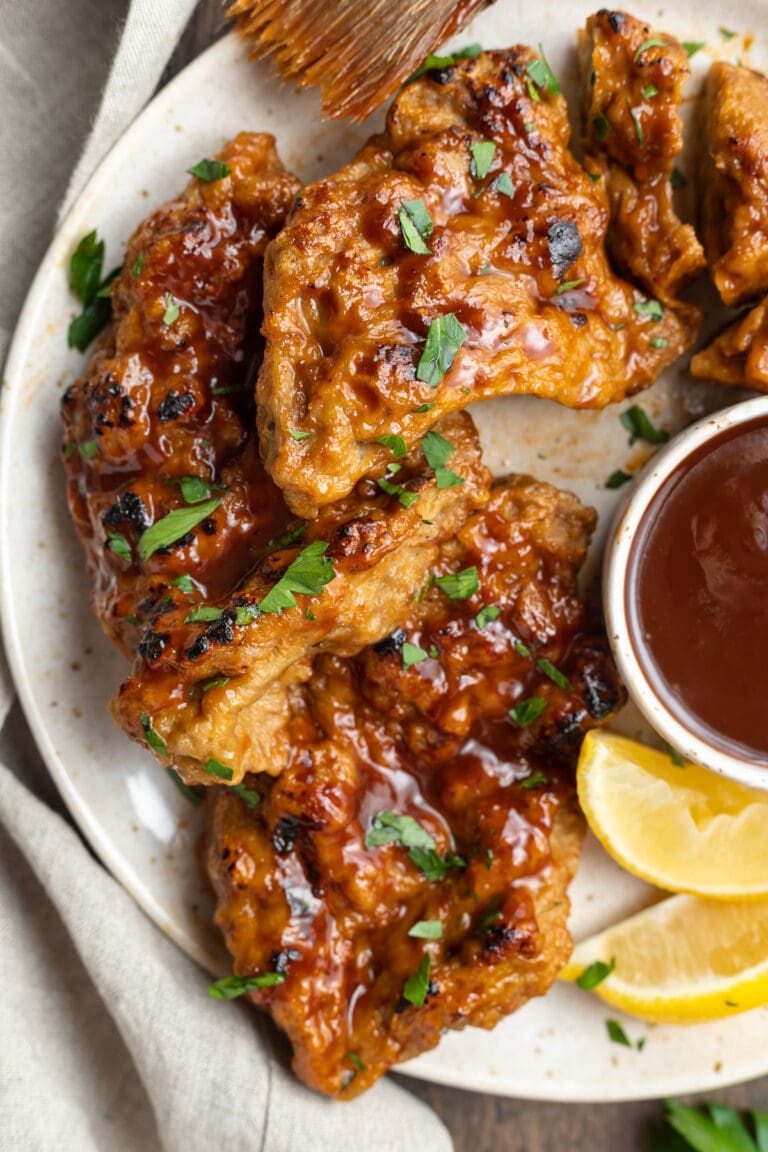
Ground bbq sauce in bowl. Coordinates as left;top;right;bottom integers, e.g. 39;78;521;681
626;417;768;766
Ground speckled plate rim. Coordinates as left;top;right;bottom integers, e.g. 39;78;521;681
4;3;768;1102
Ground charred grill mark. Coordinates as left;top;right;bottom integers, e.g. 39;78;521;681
548;220;583;277
138;629;169;663
271;948;302;973
273;816;300;855
157;390;195;423
372;628;406;657
103;490;151;532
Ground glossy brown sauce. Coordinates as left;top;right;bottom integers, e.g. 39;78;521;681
628;417;768;764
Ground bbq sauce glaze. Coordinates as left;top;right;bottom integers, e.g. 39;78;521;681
627;417;768;765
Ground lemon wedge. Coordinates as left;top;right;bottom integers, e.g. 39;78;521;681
561;894;768;1022
576;730;768;899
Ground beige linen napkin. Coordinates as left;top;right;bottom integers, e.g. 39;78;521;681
0;3;452;1148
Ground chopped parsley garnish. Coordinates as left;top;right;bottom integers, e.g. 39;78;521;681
132;252;144;277
305;608;317;621
377;433;408;458
671;166;688;189
412;42;482;78
422;429;464;488
185;605;223;623
519;770;547;790
606;1018;632;1047
202;676;229;692
408;920;443;940
509;696;547;727
141;712;167;757
650;336;668;349
526;45;561;96
513;638;531;658
376;469;419;508
165;768;202;806
78;439;99;460
172;573;195;595
429;643;440;659
537;658;571;691
106;530;131;563
434;566;478;601
402;641;428;669
137;498;222;561
587;171;602;183
493;172;514;197
475;604;501;630
208;972;286;999
204;757;233;781
365;811;435;850
556;278;586;295
409;847;465;881
162;293;180;326
526;77;541;103
63;441;75;459
412;401;437;414
593;113;611;141
187;158;231;182
177;475;222;504
620;405;669;445
403;955;431;1008
125;615;140;625
67;230;116;350
719;27;736;39
665;742;684;767
633;37;668;62
524;121;535;134
267;520;309;551
416;313;467;386
235;604;261;626
683;41;705;58
347;1052;368;1074
259;540;335;614
288;428;311;441
576;957;616;991
469;140;496;180
606;469;632;489
628;103;643;144
642;83;660;99
398;199;433;255
232;782;261;810
632;297;664;321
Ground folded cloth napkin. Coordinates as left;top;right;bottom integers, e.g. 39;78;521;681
0;3;452;1148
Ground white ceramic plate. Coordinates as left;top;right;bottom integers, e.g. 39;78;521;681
3;0;768;1102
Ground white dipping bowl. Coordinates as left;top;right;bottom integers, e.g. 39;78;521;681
603;394;768;792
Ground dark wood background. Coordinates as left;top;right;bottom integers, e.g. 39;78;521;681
171;5;768;1147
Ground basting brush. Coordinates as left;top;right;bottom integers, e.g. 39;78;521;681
226;0;494;121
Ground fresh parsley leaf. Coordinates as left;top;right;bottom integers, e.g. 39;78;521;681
469;140;496;180
267;521;309;551
347;1052;368;1073
556;278;586;295
204;757;233;781
187;158;231;182
305;608;317;621
719;27;737;39
683;41;705;58
537;658;571;691
493;172;514;196
70;231;105;303
509;696;547;727
376;473;419;508
377;434;408;458
232;782;261;810
411;42;482;78
519;770;547;790
162;293;180;326
178;475;216;504
202;676;229;692
412;401;437;414
141;712;167;757
526;77;541;103
78;439;99;460
208;972;286;999
606;1018;632;1047
137;498;222;561
408;920;443;939
288;428;311;441
185;605;223;623
172;573;195;595
365;811;436;851
416;313;467;385
511;639;530;660
642;83;660;99
526;45;561;95
628;103;644;143
593;113;612;140
435;467;464;489
576;957;616;990
651;336;668;348
235;603;261;626
409;847;466;881
588;171;602;183
633;37;668;62
422;431;453;470
399;199;433;255
665;742;684;767
429;643;439;659
434;566;478;601
132;252;144;277
606;469;632;489
68;297;112;351
166;768;202;806
633;297;664;321
106;530;131;563
259;540;335;614
96;267;120;298
475;604;501;629
403;955;432;1008
63;441;75;459
402;641;428;669
620;405;669;445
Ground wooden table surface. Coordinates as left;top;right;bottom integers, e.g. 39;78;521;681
171;5;768;1148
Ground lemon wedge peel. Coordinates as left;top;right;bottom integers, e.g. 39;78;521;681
576;730;768;900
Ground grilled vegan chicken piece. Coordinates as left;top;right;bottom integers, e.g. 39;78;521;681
60;135;489;786
700;63;768;308
257;46;697;518
692;64;768;390
205;478;625;1097
580;9;705;306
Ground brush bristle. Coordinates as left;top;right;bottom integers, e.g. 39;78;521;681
226;0;491;120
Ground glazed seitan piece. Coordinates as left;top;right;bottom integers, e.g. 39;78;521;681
580;9;705;306
257;45;697;518
691;298;768;390
204;477;625;1097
